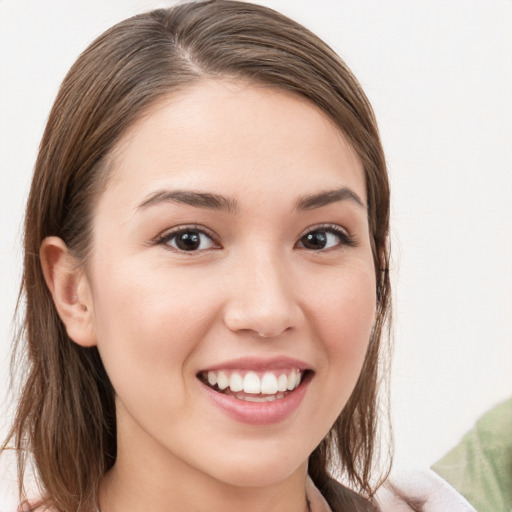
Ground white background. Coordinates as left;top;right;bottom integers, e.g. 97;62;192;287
1;0;511;474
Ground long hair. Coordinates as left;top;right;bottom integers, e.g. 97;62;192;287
5;2;391;511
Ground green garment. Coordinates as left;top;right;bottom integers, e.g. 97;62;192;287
432;398;512;512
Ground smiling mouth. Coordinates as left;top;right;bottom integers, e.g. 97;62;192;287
198;369;309;403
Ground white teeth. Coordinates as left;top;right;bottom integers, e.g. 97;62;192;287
260;372;278;394
230;372;244;392
204;369;304;395
286;371;296;390
242;395;276;402
243;371;261;394
277;373;288;392
243;396;262;402
286;370;300;390
207;371;217;386
234;392;286;402
217;371;229;390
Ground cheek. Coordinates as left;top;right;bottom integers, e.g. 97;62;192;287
88;258;219;391
308;264;376;379
290;263;376;446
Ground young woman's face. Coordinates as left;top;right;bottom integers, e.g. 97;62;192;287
85;80;376;488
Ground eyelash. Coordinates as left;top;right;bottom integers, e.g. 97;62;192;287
295;224;356;251
154;225;221;253
154;223;356;253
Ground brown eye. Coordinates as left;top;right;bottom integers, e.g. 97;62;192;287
301;231;328;250
159;228;218;252
174;231;202;251
297;226;354;251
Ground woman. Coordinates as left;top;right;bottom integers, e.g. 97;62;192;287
3;2;392;511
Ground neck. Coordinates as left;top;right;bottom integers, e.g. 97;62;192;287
99;463;310;512
98;413;310;512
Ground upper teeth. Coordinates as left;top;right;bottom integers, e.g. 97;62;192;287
205;370;302;395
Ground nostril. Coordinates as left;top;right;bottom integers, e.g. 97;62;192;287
255;326;294;338
223;291;302;338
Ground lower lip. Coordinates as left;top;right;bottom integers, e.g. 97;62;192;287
199;376;310;425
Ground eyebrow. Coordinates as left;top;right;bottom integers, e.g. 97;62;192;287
295;187;366;210
137;189;239;213
137;186;365;214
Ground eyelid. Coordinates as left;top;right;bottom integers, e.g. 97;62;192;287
154;224;221;251
295;223;356;249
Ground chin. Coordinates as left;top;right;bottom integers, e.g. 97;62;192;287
218;468;302;489
203;450;308;489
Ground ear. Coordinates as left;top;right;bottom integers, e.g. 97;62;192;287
40;236;97;347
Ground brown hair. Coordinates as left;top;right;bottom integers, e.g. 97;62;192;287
5;2;391;511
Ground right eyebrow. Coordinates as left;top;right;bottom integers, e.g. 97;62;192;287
136;189;239;214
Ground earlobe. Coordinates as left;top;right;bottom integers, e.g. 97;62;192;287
40;236;97;347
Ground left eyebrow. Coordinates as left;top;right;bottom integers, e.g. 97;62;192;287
295;187;366;211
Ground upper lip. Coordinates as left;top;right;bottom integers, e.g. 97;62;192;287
199;356;312;373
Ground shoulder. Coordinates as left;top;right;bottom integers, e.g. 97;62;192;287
316;477;379;512
432;398;512;511
433;398;512;468
375;468;476;512
0;449;44;512
0;449;20;512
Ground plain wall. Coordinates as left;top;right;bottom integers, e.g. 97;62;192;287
1;0;511;473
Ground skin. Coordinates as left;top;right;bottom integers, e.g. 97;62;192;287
41;79;377;512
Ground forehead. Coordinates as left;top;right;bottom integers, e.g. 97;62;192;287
103;79;365;207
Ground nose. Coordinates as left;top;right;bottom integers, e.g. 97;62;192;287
223;251;303;338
